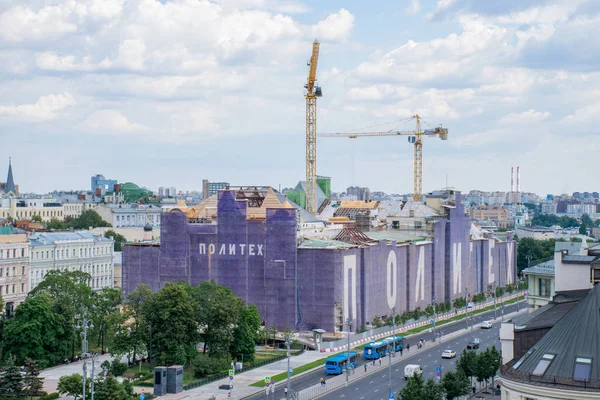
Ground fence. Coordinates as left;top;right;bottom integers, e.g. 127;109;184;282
318;292;522;352
183;349;304;390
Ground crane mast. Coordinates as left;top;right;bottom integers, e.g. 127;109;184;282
305;40;321;214
318;115;448;202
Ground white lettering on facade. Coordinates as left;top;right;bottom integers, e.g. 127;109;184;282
506;242;514;284
249;244;255;256
229;244;236;255
199;244;206;254
453;242;462;294
219;244;226;255
488;240;495;284
240;244;246;255
208;244;215;254
386;250;397;309
198;243;264;256
415;246;425;303
343;255;358;323
257;245;263;255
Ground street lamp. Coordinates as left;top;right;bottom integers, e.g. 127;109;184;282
76;315;94;400
388;307;396;398
464;289;469;330
432;299;437;337
285;333;292;399
346;317;352;388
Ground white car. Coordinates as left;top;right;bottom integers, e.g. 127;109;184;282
404;364;423;379
442;349;456;359
481;320;493;329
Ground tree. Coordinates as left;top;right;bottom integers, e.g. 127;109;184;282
191;280;244;359
93;287;123;354
57;374;88;400
72;210;111;229
93;376;128;400
582;214;593;227
579;222;587;235
109;360;128;377
230;304;261;363
31;214;43;223
104;230;127;251
0;355;23;397
4;294;71;367
23;358;45;399
442;370;470;400
422;378;444;400
453;298;466;309
399;373;425;400
456;349;478;385
144;282;200;365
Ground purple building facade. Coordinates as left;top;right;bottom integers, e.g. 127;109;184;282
122;190;516;332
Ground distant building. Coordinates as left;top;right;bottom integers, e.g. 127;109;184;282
28;232;114;292
158;187;165;197
345;186;370;202
541;201;556;215
113;251;122;289
522;259;555;309
0;197;64;222
202;180;230;200
91;174;117;196
55;192;101;219
554;240;600;292
469;205;511;229
0;234;30;316
95;204;162;228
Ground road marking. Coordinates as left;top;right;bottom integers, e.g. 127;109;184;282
340;395;345;398
355;387;359;391
418;358;422;361
395;369;399;372
369;380;374;384
382;375;386;378
374;389;379;393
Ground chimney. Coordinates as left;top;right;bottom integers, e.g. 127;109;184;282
511;167;514;192
517;166;520;193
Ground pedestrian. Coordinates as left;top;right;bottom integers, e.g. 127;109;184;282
379;358;382;366
400;348;403;356
407;343;410;351
372;359;375;366
320;377;325;387
284;386;288;397
364;364;367;372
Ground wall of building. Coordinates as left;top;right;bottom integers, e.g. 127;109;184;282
0;235;29;315
554;251;593;292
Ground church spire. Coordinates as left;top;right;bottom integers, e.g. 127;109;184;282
6;157;15;195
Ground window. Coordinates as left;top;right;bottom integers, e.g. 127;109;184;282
12;267;15;275
21;266;25;275
0;268;2;276
21;283;25;293
21;248;24;257
574;357;592;381
11;284;14;294
532;354;554;376
539;278;551;297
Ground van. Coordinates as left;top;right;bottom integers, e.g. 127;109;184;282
404;364;423;379
481;320;493;329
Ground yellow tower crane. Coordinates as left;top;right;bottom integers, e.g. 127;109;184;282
305;39;322;214
318;115;448;202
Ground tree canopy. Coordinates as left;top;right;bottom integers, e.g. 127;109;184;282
104;230;127;251
46;210;111;230
516;238;556;273
531;213;579;228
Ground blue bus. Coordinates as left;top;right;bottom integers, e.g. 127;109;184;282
364;336;405;359
325;352;358;375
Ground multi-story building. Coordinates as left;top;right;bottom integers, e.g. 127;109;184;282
541;201;556;215
29;232;114;291
522;259;555;309
469;205;511;229
95;204;162;228
55;192;101;219
91;174;117;196
345;186;371;202
516;226;554;240
202;180;230;200
0;197;64;222
0;234;29;316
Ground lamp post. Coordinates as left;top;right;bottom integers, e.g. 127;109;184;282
346;317;352;388
388;308;396;398
464;289;469;331
76;316;94;400
285;333;292;399
432;299;437;336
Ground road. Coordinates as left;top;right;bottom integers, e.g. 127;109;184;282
319;324;502;400
245;299;524;400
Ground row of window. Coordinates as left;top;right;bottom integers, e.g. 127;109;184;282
0;266;26;277
0;209;63;219
33;246;111;260
0;248;27;259
515;348;593;381
32;264;112;279
115;214;160;227
0;283;26;296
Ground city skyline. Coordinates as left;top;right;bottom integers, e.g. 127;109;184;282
1;0;599;194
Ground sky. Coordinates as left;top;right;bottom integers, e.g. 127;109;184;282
0;0;599;196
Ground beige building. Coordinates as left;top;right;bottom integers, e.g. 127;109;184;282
516;226;554;240
0;198;64;222
0;234;30;316
470;205;511;229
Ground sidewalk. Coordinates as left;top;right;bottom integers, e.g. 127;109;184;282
297;309;524;400
40;353;115;394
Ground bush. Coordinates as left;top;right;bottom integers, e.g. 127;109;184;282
192;357;230;378
110;360;128;377
39;393;60;400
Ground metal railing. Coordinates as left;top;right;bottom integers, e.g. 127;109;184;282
500;363;600;391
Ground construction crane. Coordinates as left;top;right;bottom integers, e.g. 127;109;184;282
304;39;322;214
318;115;448;202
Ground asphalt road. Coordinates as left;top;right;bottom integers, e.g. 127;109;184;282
319;324;502;400
245;299;525;400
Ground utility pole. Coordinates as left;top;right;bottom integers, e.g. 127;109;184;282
391;307;397;357
90;354;96;400
388;308;395;398
346;317;352;388
148;322;153;364
285;333;292;399
76;316;94;400
493;284;497;320
464;289;469;331
432;299;437;337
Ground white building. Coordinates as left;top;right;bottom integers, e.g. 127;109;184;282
541;201;556;215
521;259;555;309
554;240;600;292
95;204;162;228
0;197;64;221
0;234;30;316
28;232;114;291
516;226;554;240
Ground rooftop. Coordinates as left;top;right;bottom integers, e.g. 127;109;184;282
29;231;113;246
522;259;555;276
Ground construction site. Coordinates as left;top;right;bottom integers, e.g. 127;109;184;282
122;40;516;333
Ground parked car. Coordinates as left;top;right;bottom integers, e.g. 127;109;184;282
467;338;480;349
442;349;456;359
481;320;493;329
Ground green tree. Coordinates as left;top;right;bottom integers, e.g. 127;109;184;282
23;358;45;399
109;360;128;377
31;214;43;223
144;282;200;365
452;298;466;309
230;304;261;363
72;210;111;229
191;281;244;359
93;287;123;354
456;349;478;385
581;214;593;227
46;218;68;230
57;374;88;400
441;370;470;400
103;230;127;251
0;355;23;397
516;238;557;273
93;376;128;400
399;373;425;400
4;294;71;367
579;222;587;235
422;378;444;400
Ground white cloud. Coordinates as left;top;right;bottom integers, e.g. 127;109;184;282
564;103;600;122
0;92;75;120
405;0;421;15
312;9;354;41
116;39;146;71
83;110;149;134
36;52;112;71
499;109;551;124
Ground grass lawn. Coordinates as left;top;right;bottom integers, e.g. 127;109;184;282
250;357;328;387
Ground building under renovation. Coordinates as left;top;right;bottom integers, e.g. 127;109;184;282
122;188;516;332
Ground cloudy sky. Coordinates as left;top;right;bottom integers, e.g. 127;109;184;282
0;0;598;196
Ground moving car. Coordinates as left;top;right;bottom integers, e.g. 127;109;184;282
467;338;480;349
442;349;456;359
404;364;423;379
481;320;493;329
